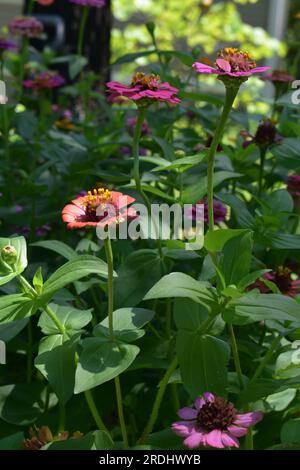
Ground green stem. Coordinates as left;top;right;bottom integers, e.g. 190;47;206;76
44;305;65;335
207;86;239;231
138;357;178;444
133;107;164;259
228;323;244;390
27;0;35;15
258;147;267;196
84;390;110;434
26;319;33;383
19;36;29;103
58;401;65;433
77;6;90;57
250;334;282;383
103;237;129;448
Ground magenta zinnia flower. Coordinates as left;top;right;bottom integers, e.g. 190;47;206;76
62;187;136;229
69;0;106;7
23;72;65;90
0;37;17;52
193;48;270;78
250;266;300;298
187;198;227;224
9;16;44;38
106;72;181;107
172;392;263;449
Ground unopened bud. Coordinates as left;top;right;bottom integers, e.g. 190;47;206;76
1;245;17;266
175;149;186;159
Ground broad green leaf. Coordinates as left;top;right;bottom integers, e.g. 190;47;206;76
152;154;206;172
219;194;255;229
0;318;28;342
38;303;92;336
112;50;156;65
204;228;251;252
0;294;37;324
39;255;109;304
44;431;115;450
0;237;27;286
75;339;139;393
182;171;242;204
144;272;217;306
177;331;230;398
267;232;300;250
224;292;300;325
237;269;271;292
0;432;24;450
174;299;224;335
0;383;44;425
220;232;253;286
31;240;76;260
94;307;155;342
281;419;300;444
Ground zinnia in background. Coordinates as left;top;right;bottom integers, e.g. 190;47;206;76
241;119;282;149
172;392;263;449
23;72;65;90
0;37;17;52
187;198;227;224
193;47;270;78
9;16;44;38
107;72;181;106
250;266;300;297
62;187;136;229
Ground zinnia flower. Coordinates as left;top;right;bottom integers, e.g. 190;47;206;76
69;0;106;7
250;266;300;297
287;174;300;207
172;392;263;449
23;72;65;90
106;72;181;107
23;426;83;450
193;48;270;78
9;16;44;38
37;0;56;5
0;37;17;52
62;187;136;229
262;70;294;84
187;198;227;224
241;119;282;149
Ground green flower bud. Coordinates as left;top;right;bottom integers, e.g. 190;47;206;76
1;245;17;266
175;149;186;159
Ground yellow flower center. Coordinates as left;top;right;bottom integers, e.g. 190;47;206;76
131;72;160;90
81;188;112;211
217;48;257;72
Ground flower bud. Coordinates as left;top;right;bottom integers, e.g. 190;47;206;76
1;245;17;266
175;149;186;159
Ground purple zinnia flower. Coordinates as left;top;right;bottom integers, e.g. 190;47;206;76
107;72;181;107
0;37;17;52
250;266;300;298
241;119;282;149
9;16;44;38
187;198;227;224
69;0;106;7
172;392;263;449
193;48;270;78
23;71;65;90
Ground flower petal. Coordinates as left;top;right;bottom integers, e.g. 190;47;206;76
205;429;224;449
177;407;198;420
192;62;219;74
221;432;240;448
216;58;231;72
203;392;215;402
183;431;206;449
194;397;205;410
227;425;248;437
234;411;263;427
171;421;194;437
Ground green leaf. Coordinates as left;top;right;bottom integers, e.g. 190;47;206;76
112;50;156;65
176;331;230;398
0;432;24;450
69;55;88;79
35;334;78;404
44;430;115;450
144;272;217;306
75;339;139;393
39;255;109;304
94;307;155;342
224;292;300;325
0;237;27;286
31;240;76;260
219;194;255;229
182;172;242;204
267;232;300;250
38;303;92;336
281;419;300;444
220;232;253;286
0;294;37;324
0;383;44;425
114;250;163;308
174;298;224;335
204;228;251;252
33;267;43;295
152;154;206;172
237;269;271;292
0;318;28;342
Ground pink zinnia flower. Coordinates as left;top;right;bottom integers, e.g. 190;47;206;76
23;72;65;90
262;70;294;83
187;198;227;224
250;266;300;298
62;187;137;229
172;392;263;449
37;0;56;5
69;0;106;7
106;72;181;107
193;47;270;78
9;16;44;38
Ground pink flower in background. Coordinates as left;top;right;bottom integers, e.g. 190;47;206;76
250;266;300;297
69;0;106;7
24;72;65;90
0;37;17;52
193;47;270;78
262;70;294;83
9;16;44;38
62;187;136;229
15;205;24;214
37;0;56;5
187;198;227;224
107;72;181;106
172;392;263;449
